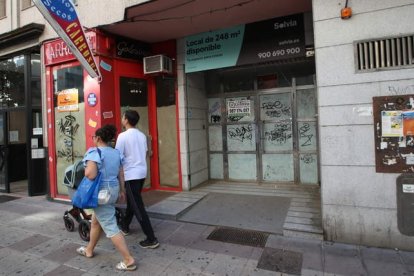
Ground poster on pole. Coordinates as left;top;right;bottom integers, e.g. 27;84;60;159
33;0;101;79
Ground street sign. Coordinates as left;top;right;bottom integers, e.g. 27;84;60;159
33;0;101;79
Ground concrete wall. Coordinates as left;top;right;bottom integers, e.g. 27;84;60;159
313;0;414;249
177;39;209;190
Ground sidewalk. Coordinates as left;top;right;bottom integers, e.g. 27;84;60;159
0;194;413;276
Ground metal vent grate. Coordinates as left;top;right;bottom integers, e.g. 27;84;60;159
207;227;269;247
356;35;414;71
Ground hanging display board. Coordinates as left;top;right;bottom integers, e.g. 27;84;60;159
373;95;414;173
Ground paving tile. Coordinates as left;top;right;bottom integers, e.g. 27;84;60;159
170;247;216;272
203;253;249;276
323;249;365;275
360;246;402;263
152;220;183;241
0;248;27;274
0;201;45;215
301;268;324;276
240;259;283;276
0;225;32;247
8;234;50;252
270;236;323;272
8;257;61;276
400;250;414;265
43;264;85;276
64;247;115;271
188;237;255;259
0;210;21;225
163;223;208;247
322;242;366;275
257;247;303;275
87;260;128;276
159;261;204;275
363;259;410;276
43;242;81;263
130;261;166;276
26;238;71;257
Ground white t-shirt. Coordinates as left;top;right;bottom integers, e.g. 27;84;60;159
115;128;147;181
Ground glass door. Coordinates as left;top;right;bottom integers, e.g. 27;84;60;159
119;76;152;188
260;91;294;182
226;96;257;181
52;65;85;196
0;112;8;192
155;77;179;189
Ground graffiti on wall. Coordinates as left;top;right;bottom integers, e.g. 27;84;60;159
260;100;291;118
264;123;292;145
56;114;81;162
228;124;253;143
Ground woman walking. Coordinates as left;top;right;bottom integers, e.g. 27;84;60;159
76;124;136;271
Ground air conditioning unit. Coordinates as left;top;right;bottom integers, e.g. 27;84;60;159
143;55;173;74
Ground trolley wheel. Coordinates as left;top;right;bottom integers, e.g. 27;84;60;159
78;220;91;242
63;215;75;232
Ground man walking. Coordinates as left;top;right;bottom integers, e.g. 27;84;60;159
116;110;159;249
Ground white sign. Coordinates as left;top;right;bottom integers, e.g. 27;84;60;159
227;99;251;117
402;184;414;193
9;131;19;142
32;148;46;159
33;128;43;135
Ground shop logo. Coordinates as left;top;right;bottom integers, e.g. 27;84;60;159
274;19;297;30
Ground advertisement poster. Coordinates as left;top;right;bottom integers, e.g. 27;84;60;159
402;111;414;136
185;13;305;73
381;111;403;137
227;99;251;117
57;88;79;112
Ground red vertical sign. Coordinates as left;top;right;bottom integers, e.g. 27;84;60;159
33;0;101;79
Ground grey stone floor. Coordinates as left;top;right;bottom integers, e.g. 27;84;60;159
0;194;413;275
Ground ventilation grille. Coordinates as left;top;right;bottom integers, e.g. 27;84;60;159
356;35;414;72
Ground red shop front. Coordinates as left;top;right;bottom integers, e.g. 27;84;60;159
44;30;181;200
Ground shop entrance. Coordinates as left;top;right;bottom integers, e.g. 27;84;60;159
115;60;180;191
0;53;45;195
206;63;318;184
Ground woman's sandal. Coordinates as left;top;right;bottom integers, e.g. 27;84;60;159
76;246;93;258
116;261;137;271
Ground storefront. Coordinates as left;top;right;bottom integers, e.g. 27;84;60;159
0;23;46;196
179;12;318;187
44;30;181;200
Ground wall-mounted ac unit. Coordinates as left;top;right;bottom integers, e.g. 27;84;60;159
143;55;173;74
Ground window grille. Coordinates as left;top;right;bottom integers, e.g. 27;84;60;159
356;35;414;72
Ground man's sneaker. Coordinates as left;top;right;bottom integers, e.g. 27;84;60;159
139;238;159;249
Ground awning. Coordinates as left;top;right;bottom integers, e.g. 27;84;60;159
0;23;44;50
99;0;312;43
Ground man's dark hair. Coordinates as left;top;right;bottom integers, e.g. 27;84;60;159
124;110;140;127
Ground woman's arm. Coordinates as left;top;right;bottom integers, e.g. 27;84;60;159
84;160;98;180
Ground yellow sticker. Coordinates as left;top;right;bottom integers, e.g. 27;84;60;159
88;118;97;128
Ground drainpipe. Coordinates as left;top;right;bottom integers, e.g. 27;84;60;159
16;0;20;28
184;67;191;191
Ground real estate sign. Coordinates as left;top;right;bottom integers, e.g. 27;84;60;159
185;13;305;73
